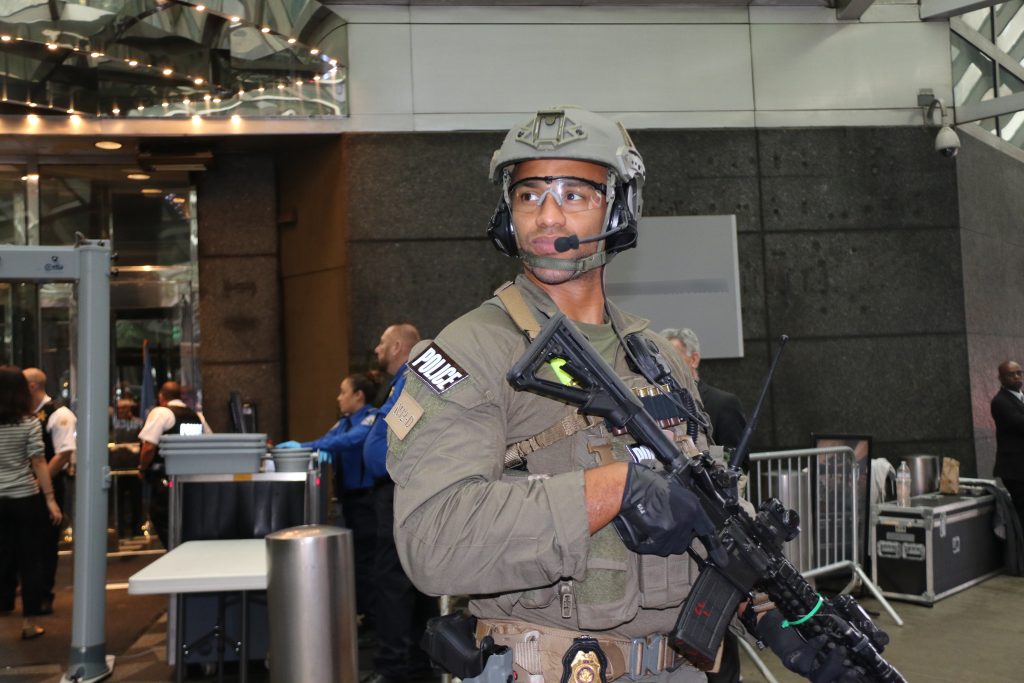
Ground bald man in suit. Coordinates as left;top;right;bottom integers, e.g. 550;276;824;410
992;360;1024;525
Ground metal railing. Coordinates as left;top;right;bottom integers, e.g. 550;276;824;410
737;446;903;683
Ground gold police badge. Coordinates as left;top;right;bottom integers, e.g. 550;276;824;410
560;636;608;683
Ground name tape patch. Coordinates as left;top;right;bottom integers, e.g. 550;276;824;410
385;392;423;441
409;342;469;394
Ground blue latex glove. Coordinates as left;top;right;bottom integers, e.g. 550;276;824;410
318;449;333;464
276;440;302;449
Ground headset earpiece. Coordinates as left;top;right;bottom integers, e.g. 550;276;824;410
487;199;518;257
604;197;637;254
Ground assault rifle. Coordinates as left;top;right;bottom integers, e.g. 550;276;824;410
507;312;905;683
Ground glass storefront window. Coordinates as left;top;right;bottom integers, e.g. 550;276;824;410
998;68;1024;144
995;1;1024;56
952;33;997;108
0;168;27;245
961;7;994;36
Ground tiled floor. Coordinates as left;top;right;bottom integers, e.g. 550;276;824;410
3;559;1022;682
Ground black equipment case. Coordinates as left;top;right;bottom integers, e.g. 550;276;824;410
871;487;1003;605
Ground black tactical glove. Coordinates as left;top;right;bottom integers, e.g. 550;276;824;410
613;461;716;557
754;610;871;683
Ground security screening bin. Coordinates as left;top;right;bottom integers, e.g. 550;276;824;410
871;488;1003;605
266;525;358;683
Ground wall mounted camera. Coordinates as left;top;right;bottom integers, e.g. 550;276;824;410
918;89;960;158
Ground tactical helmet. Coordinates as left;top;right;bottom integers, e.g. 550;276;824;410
487;106;645;271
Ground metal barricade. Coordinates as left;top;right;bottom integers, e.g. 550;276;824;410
731;447;902;683
747;446;902;626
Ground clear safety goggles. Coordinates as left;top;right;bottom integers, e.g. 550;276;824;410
505;175;610;214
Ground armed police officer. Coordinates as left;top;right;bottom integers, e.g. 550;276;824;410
386;108;885;683
385;107;720;683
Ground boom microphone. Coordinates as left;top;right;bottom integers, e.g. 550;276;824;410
554;226;622;253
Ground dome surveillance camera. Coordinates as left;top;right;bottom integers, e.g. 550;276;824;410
935;124;961;158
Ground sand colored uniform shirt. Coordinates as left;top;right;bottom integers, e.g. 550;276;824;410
387;275;708;640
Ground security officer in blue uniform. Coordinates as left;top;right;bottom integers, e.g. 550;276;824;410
279;373;381;625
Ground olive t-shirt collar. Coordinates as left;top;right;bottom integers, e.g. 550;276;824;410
513;273;649;337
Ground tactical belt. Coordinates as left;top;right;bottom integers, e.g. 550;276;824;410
476;618;689;682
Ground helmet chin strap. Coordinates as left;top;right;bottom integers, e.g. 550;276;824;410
520;250;608;276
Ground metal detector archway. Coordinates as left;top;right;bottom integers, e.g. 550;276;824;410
0;239;113;683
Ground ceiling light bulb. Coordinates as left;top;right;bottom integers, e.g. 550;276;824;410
162;67;173;76
95;141;122;150
230;16;240;23
277;83;285;89
21;173;39;181
313;75;320;81
203;94;211;101
212;97;221;103
196;4;206;11
28;102;37;108
0;36;11;42
90;51;101;58
287;38;296;44
141;188;163;195
183;97;191;104
128;60;138;67
112;107;120;114
162;101;169;107
257;86;265;92
137;105;144;111
194;77;204;85
261;27;271;34
127;173;150;180
310;48;319;55
46;43;57;50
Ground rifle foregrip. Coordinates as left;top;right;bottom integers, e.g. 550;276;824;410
670;568;744;671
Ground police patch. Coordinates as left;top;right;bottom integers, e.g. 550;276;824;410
408;343;469;394
360;414;377;427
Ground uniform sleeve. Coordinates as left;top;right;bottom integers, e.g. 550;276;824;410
138;407;174;445
364;374;405;481
305;418;374;454
387;331;591;598
47;406;77;453
992;395;1024;434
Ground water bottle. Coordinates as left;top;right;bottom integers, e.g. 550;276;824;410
896;460;911;507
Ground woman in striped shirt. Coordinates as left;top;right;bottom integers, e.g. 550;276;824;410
0;365;62;640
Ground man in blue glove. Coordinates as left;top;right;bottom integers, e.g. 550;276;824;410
278;373;381;627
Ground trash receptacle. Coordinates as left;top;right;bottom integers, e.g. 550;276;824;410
266;525;358;683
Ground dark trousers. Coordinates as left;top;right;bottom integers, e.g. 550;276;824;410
40;474;66;602
1003;478;1024;529
341;487;377;623
0;494;51;616
372;479;437;677
146;472;170;549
